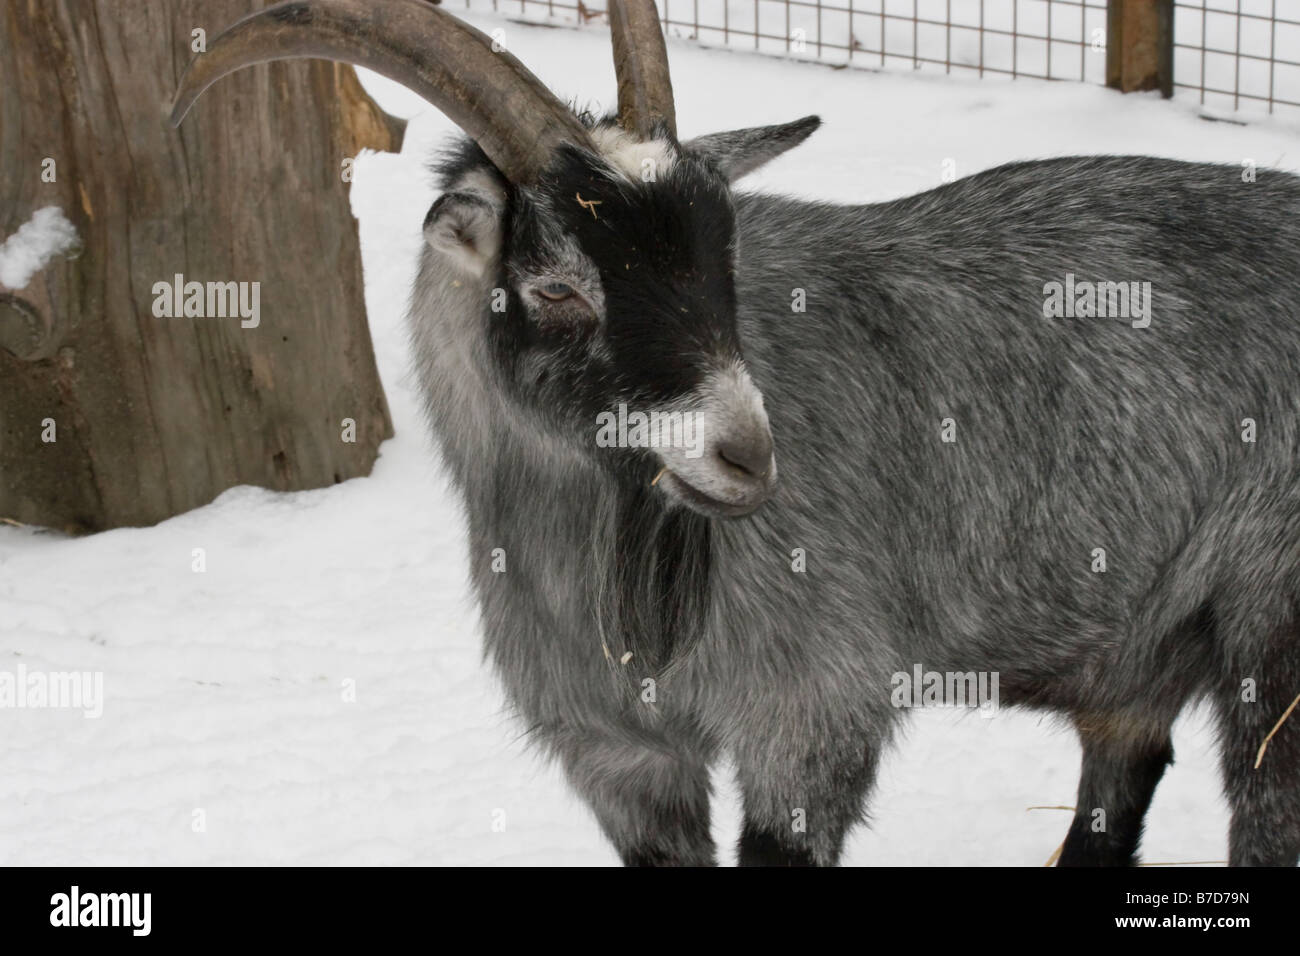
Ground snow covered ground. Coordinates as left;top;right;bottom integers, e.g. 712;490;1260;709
2;8;1298;866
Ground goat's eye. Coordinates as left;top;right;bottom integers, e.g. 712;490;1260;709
536;281;576;302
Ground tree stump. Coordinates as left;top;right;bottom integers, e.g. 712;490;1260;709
0;1;402;532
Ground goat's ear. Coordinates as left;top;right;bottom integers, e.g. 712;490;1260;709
683;115;821;181
423;190;504;277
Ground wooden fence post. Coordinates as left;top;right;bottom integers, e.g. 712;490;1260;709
1107;0;1174;97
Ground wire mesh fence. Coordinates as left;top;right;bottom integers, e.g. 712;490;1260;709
1173;1;1300;119
458;1;1299;120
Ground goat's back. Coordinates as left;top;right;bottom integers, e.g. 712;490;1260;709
718;157;1300;713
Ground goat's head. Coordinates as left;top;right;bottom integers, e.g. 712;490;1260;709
171;0;820;519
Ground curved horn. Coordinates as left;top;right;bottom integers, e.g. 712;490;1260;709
608;0;676;140
169;0;594;184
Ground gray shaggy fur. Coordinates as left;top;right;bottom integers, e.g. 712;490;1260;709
410;135;1300;866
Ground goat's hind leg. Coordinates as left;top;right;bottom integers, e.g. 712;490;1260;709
1058;715;1175;866
1215;628;1300;867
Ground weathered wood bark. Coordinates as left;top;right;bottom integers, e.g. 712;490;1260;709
0;1;401;532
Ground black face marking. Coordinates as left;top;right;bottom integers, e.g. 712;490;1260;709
447;139;742;474
544;146;739;400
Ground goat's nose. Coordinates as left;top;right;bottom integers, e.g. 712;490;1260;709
716;429;774;480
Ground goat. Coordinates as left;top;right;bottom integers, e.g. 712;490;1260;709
172;0;1300;866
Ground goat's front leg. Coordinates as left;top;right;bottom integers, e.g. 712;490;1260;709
547;722;717;866
732;725;882;866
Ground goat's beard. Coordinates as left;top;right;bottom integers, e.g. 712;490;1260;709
589;482;713;705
